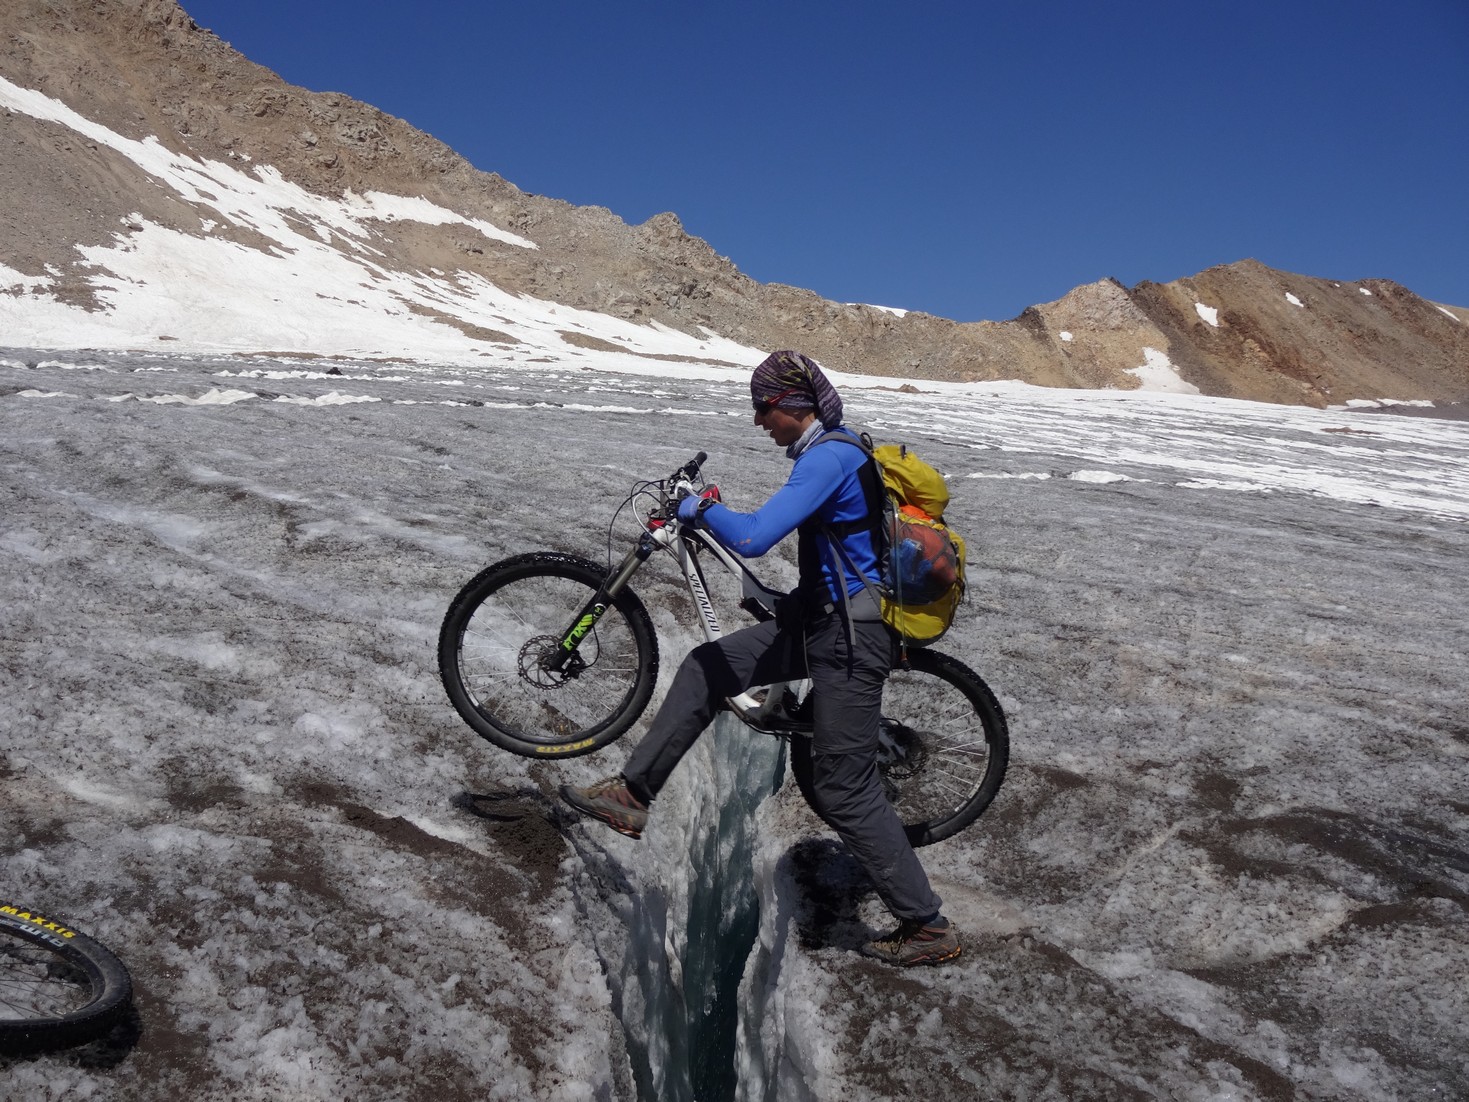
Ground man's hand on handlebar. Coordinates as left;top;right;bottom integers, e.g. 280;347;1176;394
675;484;721;527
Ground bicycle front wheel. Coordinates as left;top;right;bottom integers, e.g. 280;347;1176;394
790;649;1009;847
0;904;132;1052
438;552;660;758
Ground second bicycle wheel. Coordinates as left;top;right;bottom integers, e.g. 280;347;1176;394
0;904;132;1053
789;648;1009;847
439;551;660;757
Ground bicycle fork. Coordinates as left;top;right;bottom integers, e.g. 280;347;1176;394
544;529;665;673
544;523;799;730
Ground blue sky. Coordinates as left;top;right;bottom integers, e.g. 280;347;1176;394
178;0;1468;323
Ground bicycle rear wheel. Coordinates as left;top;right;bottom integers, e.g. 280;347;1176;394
439;552;660;758
0;904;132;1053
789;649;1008;847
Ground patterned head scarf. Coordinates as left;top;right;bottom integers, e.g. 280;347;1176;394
750;350;844;429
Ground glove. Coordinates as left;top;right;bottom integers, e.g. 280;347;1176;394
676;485;721;526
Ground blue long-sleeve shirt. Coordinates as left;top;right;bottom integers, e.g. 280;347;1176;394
701;427;880;602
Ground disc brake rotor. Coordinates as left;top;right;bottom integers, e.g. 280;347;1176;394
878;719;929;780
517;635;586;689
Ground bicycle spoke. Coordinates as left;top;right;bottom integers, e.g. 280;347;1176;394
929;739;991;755
915;769;979;802
0;947;92;1020
460;630;519;653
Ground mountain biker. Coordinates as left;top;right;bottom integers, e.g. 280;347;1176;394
562;350;960;967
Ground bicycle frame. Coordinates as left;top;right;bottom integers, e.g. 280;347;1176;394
666;523;807;730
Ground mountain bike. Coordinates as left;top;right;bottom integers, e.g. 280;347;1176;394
0;903;132;1053
438;453;1008;847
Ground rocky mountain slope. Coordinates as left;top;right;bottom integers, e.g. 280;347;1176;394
2;0;1466;406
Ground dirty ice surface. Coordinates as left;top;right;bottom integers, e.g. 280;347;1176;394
2;349;1468;1101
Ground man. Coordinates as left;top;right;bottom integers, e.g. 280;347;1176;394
561;350;958;967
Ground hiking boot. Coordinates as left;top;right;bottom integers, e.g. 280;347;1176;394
865;917;961;966
560;776;648;839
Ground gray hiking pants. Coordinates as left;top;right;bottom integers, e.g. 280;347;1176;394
621;612;943;922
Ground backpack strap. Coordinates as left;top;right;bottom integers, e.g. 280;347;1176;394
804;428;885;546
790;430;890;661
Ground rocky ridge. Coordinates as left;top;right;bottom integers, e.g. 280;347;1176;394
1;0;1466;406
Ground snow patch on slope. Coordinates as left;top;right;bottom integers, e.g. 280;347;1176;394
1127;347;1201;395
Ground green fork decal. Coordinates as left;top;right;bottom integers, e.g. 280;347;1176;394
561;604;607;651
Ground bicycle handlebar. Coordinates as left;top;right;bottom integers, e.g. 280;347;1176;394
665;452;707;503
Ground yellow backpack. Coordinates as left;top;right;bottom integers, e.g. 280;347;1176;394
815;434;967;647
871;443;967;645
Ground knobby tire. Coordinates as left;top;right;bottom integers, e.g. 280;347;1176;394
0;904;132;1053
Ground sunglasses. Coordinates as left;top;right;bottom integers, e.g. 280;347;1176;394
752;386;802;415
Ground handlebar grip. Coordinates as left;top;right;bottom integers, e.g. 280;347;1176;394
673;452;707;483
